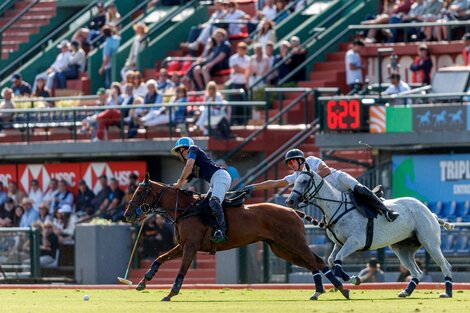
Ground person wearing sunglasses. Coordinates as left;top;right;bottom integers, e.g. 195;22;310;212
171;137;231;242
240;149;399;222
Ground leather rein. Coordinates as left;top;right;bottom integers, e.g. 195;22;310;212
129;182;199;224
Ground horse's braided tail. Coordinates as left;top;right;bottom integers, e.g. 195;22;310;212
294;210;325;228
434;213;455;231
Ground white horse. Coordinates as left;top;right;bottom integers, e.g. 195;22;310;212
285;170;454;298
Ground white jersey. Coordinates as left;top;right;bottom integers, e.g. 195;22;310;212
283;156;358;192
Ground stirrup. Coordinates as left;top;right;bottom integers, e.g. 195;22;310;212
211;229;227;243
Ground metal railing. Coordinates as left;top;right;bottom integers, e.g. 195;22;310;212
0;0;16;17
0;0;39;55
0;100;265;143
0;0;104;80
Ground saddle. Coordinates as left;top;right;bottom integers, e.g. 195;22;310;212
348;185;385;220
194;191;246;230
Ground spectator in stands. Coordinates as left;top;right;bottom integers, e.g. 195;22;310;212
397;264;411;282
34;40;71;93
410;44;433;85
121;83;134;116
19;198;39;228
10;73;31;97
362;0;412;43
169;85;189;127
141;85;187;128
345;40;366;92
156;68;175;93
7;181;26;205
196;81;226;135
261;0;277;21
136;79;163;126
98;178;125;222
99;25;121;88
13;205;24;227
121;70;134;92
141;214;174;259
171;72;183;88
254;19;277;49
216;159;240;188
272;40;292;84
73;1;106;44
421;0;445;41
52;180;74;215
80;88;106;138
358;258;385;283
28;179;44;210
32;77;50;99
54;204;77;239
39;221;59;266
274;0;289;24
247;44;270;90
125;96;144;138
0;88;15;129
55;40;87;89
0;197;15;227
76;180;95;217
43;178;59;214
91;175;111;211
128;172;139;190
132;71;147;97
181;0;227;54
384;73;412;105
225;1;251;36
289;36;307;82
121;22;148;81
429;0;467;41
38;203;52;224
192;28;231;91
0;182;7;207
388;0;427;42
93;83;123;141
106;3;121;29
228;41;250;124
462;33;470;65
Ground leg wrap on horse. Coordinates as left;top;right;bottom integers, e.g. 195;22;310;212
354;184;399;221
209;197;228;242
404;277;419;295
333;260;351;281
322;267;342;288
445;276;453;297
144;260;161;281
171;273;185;295
312;270;324;293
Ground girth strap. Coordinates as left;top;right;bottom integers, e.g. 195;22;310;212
361;218;374;251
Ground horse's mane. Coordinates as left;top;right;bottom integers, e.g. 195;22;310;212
150;180;201;201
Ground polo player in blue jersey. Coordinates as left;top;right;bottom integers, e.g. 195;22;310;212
172;137;231;243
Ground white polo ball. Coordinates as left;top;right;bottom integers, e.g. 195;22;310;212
83;295;90;301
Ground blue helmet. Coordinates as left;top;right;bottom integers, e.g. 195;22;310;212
171;137;194;155
284;149;305;164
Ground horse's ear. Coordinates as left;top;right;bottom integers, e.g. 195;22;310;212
144;172;150;183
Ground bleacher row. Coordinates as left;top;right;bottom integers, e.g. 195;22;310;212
426;200;470;222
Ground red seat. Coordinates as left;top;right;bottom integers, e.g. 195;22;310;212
229;25;249;40
180;60;194;75
213;69;232;76
167;60;181;72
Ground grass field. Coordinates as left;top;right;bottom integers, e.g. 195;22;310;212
2;288;469;313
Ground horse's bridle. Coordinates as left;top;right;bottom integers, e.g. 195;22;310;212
128;182;171;219
291;171;325;202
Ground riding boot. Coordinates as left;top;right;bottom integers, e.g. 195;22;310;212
354;184;399;222
209;197;228;243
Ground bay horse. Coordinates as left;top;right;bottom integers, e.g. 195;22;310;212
124;173;350;301
285;170;454;298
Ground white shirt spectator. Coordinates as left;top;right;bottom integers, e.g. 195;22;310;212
28;188;44;210
69;48;86;72
384;80;412;105
229;53;250;84
225;9;247;34
51;51;72;72
133;83;147;98
345;49;363;85
262;5;277;20
256;29;277;49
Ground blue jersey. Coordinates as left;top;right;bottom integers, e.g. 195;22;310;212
187;145;222;183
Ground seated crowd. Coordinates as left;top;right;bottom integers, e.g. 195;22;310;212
0;174;176;267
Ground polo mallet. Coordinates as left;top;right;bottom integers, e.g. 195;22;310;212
117;219;146;285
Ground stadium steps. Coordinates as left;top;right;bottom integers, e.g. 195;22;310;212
127;253;216;284
0;0;57;60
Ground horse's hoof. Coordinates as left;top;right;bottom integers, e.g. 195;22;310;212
439;293;451;298
398;290;410;298
341;289;350;300
136;280;146;291
310;291;323;300
161;296;171;302
349;276;361;286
